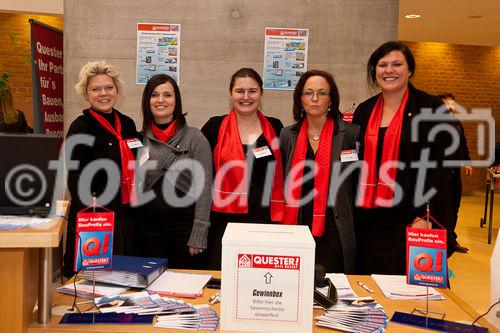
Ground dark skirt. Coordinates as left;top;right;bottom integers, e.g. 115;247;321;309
355;208;411;275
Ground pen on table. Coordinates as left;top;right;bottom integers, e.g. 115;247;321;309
356;281;374;293
390;292;433;297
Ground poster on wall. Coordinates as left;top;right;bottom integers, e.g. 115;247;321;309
136;23;181;85
263;27;309;91
30;19;63;138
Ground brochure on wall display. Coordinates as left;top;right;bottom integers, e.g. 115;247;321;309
263;27;309;90
136;23;181;85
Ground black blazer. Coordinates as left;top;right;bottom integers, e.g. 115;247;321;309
353;84;453;229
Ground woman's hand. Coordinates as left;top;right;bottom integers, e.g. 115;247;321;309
464;165;473;177
412;217;431;229
189;247;205;256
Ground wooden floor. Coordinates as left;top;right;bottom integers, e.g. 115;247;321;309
448;192;499;314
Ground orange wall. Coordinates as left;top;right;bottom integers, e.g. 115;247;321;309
403;41;500;192
0;12;63;127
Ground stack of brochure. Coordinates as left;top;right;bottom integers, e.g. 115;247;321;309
154;305;219;331
316;297;388;332
82;255;167;288
57;279;128;299
371;274;445;300
94;292;220;330
96;292;196;315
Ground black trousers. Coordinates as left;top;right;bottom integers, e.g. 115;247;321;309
135;217;202;269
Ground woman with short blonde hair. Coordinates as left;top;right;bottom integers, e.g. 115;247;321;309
74;60;123;98
63;60;140;278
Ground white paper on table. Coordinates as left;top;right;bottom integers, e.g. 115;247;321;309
371;274;445;300
146;271;212;298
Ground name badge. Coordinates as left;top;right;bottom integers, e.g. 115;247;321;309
126;138;143;149
139;148;150;166
252;146;272;158
340;149;358;162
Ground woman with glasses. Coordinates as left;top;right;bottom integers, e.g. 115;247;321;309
201;68;285;269
134;74;212;268
64;61;141;277
280;70;359;273
353;41;453;274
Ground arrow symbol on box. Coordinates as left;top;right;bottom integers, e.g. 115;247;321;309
264;272;273;284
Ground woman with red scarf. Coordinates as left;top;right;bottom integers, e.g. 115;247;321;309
201;68;284;269
280;70;359;273
64;61;141;277
353;41;454;274
134;74;212;268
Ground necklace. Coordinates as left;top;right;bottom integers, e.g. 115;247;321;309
312;134;320;141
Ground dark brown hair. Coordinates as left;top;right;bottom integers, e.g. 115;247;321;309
292;70;341;121
229;68;263;92
141;74;185;131
367;41;415;89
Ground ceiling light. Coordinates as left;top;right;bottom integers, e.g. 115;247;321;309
404;14;421;19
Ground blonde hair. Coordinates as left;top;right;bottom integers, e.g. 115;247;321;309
0;89;19;124
74;60;123;98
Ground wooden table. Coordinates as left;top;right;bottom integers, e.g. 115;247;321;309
0;217;64;333
28;272;498;333
480;167;500;244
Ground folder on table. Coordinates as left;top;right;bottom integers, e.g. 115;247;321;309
83;255;167;288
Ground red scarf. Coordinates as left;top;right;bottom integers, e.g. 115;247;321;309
151;120;177;143
358;89;409;208
212;109;285;221
283;117;334;237
89;109;136;205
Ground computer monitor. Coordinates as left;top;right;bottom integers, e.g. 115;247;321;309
0;133;60;216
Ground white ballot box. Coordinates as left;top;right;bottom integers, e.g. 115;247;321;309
221;223;315;333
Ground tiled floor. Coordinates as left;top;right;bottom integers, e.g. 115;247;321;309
448;193;499;315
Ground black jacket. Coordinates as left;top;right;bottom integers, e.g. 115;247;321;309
63;108;140;277
353;85;454;234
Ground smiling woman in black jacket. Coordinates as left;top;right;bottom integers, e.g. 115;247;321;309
63;61;140;278
353;41;454;275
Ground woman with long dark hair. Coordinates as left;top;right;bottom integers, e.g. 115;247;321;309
134;74;212;268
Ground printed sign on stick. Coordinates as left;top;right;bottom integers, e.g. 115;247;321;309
74;210;114;272
406;226;447;288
